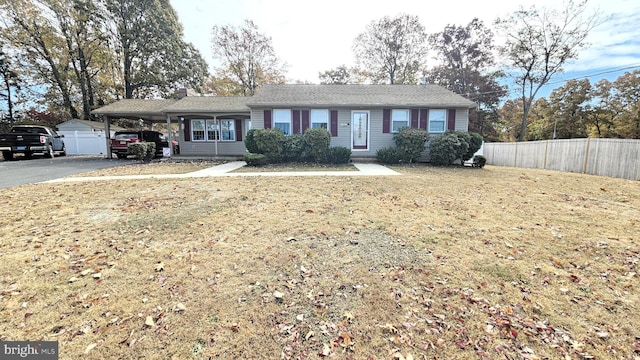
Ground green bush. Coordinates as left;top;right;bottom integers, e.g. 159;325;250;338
254;128;286;163
128;142;155;162
283;134;310;162
429;132;463;165
393;127;429;163
303;127;331;163
244;152;268;166
326;146;351;164
464;132;484;162
452;131;471;163
472;155;487;168
376;146;404;164
244;129;260;153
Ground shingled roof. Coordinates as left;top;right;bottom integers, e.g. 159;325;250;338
91;99;178;117
163;96;250;113
246;84;477;108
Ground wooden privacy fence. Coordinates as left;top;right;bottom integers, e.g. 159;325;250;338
483;138;640;181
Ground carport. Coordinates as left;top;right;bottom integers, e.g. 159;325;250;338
92;96;251;159
91;99;178;159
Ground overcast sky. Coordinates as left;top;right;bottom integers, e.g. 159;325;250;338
171;0;640;92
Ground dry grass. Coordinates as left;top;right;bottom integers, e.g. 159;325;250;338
0;164;638;359
67;160;222;177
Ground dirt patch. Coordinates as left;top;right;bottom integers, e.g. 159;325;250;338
0;165;638;359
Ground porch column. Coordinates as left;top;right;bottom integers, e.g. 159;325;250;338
104;116;112;159
166;114;172;156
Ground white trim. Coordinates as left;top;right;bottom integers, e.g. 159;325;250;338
351;110;370;151
428;109;447;133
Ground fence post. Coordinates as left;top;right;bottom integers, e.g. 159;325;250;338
514;142;518;167
543;140;549;169
582;138;591;174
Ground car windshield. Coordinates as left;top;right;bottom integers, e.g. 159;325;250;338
115;133;139;140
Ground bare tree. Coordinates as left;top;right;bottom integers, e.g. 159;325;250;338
353;14;428;84
495;0;601;141
211;20;286;96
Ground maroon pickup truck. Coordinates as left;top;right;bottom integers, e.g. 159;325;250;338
110;130;169;159
0;125;66;160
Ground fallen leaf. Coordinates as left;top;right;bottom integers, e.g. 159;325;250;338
93;272;102;279
84;343;97;354
319;343;331;357
273;290;284;299
145;316;155;327
155;262;164;272
174;303;186;312
68;277;79;283
296;314;304;321
80;269;93;276
305;331;314;340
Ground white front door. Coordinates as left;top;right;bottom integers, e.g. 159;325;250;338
352;111;369;150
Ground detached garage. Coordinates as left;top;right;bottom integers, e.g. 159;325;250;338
57;119;124;155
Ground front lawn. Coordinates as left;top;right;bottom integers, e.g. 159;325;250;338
0;165;637;359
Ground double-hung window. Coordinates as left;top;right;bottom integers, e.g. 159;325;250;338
310;109;329;129
428;109;447;133
220;120;235;141
191;119;206;141
191;119;236;141
273;109;291;135
392;109;409;132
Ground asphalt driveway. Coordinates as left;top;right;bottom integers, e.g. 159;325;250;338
0;155;133;189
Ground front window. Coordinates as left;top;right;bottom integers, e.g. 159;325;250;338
392;109;409;132
273;109;291;135
192;120;205;141
428;109;446;133
310;109;329;129
220;120;235;141
191;119;235;141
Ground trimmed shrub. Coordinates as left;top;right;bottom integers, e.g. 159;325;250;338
244;152;268;166
393;127;429;163
452;131;471;163
472;155;487;168
464;132;484;162
429;132;462;165
303;128;331;163
244;128;260;153
254;128;286;163
283;134;310;162
326;146;351;164
128;142;155;162
376;146;404;164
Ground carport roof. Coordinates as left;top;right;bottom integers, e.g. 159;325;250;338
91;99;178;121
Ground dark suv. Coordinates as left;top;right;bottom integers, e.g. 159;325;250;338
111;130;169;159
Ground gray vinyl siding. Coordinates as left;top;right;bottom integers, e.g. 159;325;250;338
455;109;469;131
180;141;246;156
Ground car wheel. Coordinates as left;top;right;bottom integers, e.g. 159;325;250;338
116;153;127;159
45;144;55;158
2;151;14;161
24;151;33;159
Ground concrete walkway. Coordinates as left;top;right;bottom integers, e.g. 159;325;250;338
43;161;400;184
